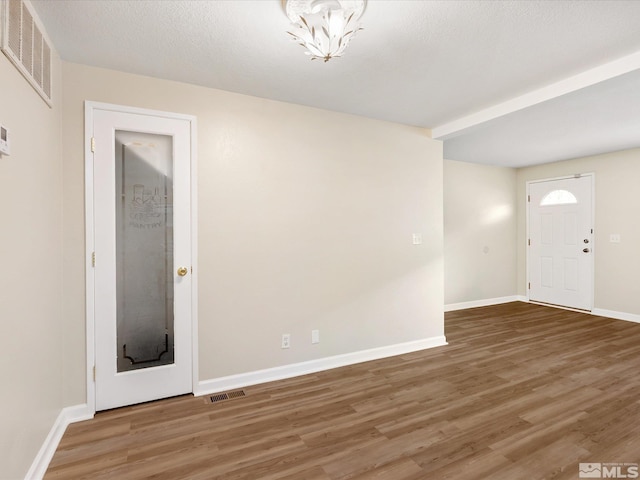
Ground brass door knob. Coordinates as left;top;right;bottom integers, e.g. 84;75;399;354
177;267;188;277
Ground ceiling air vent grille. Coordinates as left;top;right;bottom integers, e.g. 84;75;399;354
1;0;53;106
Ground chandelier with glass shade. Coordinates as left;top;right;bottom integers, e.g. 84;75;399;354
283;0;367;62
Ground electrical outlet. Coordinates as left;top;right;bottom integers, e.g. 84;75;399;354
412;233;422;245
281;333;290;349
311;329;320;344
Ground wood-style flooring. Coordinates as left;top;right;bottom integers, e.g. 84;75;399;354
45;302;640;479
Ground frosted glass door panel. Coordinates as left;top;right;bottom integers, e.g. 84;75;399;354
115;131;174;372
93;105;193;411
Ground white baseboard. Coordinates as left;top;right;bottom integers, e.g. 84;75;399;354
446;296;640;325
445;295;522;312
592;308;640;324
194;335;448;397
25;404;93;480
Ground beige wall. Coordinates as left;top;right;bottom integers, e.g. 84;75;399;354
62;63;445;402
5;52;637;480
444;159;517;305
0;54;63;477
517;149;640;315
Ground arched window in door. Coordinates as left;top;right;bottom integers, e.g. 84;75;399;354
540;189;577;206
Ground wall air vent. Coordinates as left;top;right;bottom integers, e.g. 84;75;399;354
1;0;53;106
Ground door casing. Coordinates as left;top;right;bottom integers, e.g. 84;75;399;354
84;101;199;414
526;173;595;311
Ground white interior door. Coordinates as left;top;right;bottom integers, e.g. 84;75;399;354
91;105;194;411
528;176;593;311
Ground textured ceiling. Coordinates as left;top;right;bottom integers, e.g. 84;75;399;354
31;0;640;166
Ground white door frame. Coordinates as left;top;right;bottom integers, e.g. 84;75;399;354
526;173;595;311
84;101;198;414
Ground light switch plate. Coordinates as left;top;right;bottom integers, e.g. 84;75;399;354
610;234;621;243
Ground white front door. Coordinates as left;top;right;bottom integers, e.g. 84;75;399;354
90;104;195;411
528;176;593;311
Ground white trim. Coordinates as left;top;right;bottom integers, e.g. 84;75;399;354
520;300;640;324
84;101;199;412
25;404;92;480
528;300;592;314
190;110;199;397
526;178;530;304
432;50;640;139
444;295;520;312
194;336;448;397
592;308;640;324
84;101;196;122
84;102;96;417
527;172;596;185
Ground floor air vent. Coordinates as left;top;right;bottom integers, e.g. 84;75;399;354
205;389;246;404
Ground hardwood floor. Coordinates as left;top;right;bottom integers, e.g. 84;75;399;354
45;302;640;479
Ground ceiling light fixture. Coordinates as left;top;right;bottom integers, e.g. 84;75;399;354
283;0;367;62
